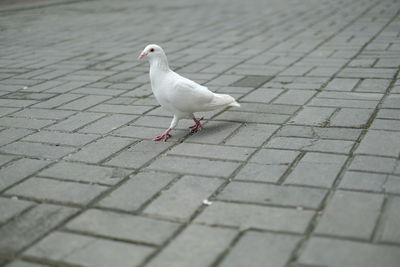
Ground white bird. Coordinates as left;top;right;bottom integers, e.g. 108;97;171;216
138;44;240;141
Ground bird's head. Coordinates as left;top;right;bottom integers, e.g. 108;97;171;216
138;44;164;60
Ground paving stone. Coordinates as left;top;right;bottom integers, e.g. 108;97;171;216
339;171;389;192
4;260;47;267
39;161;128;185
225;124;279;147
325;78;359;91
218;181;327;209
146;225;236;267
0;99;37;108
147;156;241;178
0;128;33;146
299;237;400;267
219;231;301;267
315;190;384;239
67;136;133;163
308;98;378;108
0;117;55;129
330;108;374;127
47;112;105;131
12;108;75;120
240;89;283;103
187;121;242;144
0;198;33;224
250;148;300;164
195;202;314;233
24;231;153;267
58;95;110;110
289;107;336;126
230;75;272;87
0;154;16;167
168;143;255;161
273;90;315;105
349;155;397;173
66;209;180;245
32;94;82;108
0;204;77;256
105;140;173;168
370;118;400;131
22;131;98;146
6;177;108;205
78;114;134;134
89;104;153;114
356;78;391;93
0;141;76;159
338;68;396;79
234;163;288;183
215;111;289;124
0;158;49;191
377;197;400;244
356;130;400;157
266;137;354;154
285;152;347;187
277;125;362;140
98;172;177;211
381;94;400;109
144;176;223;220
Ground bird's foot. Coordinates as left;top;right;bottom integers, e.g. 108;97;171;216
188;117;204;133
153;129;172;142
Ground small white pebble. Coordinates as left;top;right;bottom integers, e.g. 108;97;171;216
202;199;212;205
296;206;304;211
11;196;19;200
22;86;28;90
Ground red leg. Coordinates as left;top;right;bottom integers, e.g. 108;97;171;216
153;128;172;141
188;116;204;132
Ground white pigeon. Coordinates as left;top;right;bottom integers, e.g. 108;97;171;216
138;44;240;141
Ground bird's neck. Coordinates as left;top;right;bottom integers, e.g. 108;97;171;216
149;54;170;72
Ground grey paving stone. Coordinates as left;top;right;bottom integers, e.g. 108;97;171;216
250;148;300;164
339;171;389;192
6;177;108;205
370;118;400;131
225;124;279;147
219;231;301;267
289;107;336;126
330;108;374;128
315;190;384;240
349;155;397;173
39;161;128;185
47;112;105;131
0;117;55;129
89;104;153;114
147;156;241;178
146;225;237;267
377;197;400;244
298;237;400;267
356;130;400;157
0;128;33;146
0;99;37;108
0;154;16;167
0;197;33;224
4;260;47;267
0;141;76;159
144;176;223;220
66;209;180;245
168;143;255;161
337;68;396;79
0;204;77;256
235;103;299;115
285;152;347;187
0;158;49;191
325;78;359;91
277;125;362;140
12;108;75;120
58;95;110;110
240;89;283;103
266;137;354;154
98;172;177;211
195;202;314;233
215;111;289;124
32;94;82;108
273;90;315;105
234;163;288;183
356;78;391;93
78;114;134;134
105;140;173;168
308;98;378;108
67;136;133;163
24;231;153;267
381;94;400;109
187;121;242;144
218;181;327;209
22;131;98;146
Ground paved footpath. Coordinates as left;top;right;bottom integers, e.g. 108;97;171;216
0;0;399;266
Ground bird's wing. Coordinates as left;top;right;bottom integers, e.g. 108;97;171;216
167;75;214;113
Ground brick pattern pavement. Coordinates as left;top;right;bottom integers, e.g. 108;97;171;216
0;0;399;266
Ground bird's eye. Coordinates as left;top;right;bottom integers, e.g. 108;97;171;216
150;48;155;52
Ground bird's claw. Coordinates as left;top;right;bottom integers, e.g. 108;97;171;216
188;117;204;133
153;132;171;142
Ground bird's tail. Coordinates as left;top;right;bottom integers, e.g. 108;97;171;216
211;93;240;108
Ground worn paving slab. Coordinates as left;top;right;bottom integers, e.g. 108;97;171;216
0;0;399;266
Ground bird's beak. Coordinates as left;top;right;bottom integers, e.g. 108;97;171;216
138;51;147;59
